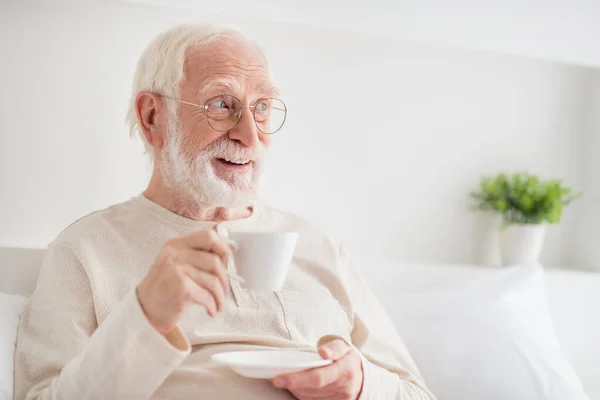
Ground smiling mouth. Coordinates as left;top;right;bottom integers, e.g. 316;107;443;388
216;158;252;167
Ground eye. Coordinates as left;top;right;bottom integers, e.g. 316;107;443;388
255;101;269;111
209;99;229;109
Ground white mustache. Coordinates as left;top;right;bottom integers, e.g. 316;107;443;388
201;137;265;163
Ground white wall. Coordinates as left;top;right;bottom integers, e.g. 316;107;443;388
0;0;594;267
573;72;600;270
123;0;600;68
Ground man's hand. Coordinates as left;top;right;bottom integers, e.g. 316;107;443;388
272;339;364;400
136;230;231;335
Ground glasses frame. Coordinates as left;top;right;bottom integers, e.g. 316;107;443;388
162;94;287;135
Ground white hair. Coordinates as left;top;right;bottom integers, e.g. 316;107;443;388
125;24;268;158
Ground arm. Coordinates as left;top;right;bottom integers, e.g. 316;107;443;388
13;240;190;400
338;245;436;400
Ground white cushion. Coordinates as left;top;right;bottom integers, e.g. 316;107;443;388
371;264;589;400
0;292;27;400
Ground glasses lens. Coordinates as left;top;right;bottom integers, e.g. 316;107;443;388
205;95;242;132
254;98;287;134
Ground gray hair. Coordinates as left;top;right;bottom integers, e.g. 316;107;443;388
125;24;268;158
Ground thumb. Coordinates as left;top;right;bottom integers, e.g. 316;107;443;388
318;338;351;360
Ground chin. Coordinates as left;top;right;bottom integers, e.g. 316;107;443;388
163;156;265;209
209;172;265;208
194;176;263;208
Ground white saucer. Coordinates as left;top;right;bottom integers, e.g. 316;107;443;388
211;350;333;379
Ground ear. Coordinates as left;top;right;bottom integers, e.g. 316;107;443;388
135;91;168;149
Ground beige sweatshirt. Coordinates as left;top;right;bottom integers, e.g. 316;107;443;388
14;195;435;400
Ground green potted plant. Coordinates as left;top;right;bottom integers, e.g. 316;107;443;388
470;172;582;265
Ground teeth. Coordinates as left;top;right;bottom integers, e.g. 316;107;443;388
221;158;249;165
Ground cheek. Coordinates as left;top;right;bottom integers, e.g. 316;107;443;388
178;119;222;158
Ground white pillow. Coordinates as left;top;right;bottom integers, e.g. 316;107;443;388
0;292;27;400
386;265;589;400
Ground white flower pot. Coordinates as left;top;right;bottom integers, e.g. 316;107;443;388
499;224;547;266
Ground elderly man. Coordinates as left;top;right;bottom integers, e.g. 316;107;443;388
14;25;434;400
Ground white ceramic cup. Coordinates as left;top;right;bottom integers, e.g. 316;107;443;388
227;232;298;292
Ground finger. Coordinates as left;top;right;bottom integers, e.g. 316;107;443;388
184;278;218;316
179;248;230;297
183;230;231;261
318;338;352;361
274;362;342;390
184;266;226;312
212;227;235;265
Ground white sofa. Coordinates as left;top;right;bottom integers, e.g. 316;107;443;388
1;247;599;399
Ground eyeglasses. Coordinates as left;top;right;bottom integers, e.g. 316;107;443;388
162;94;287;135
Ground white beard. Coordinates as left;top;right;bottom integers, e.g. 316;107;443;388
159;116;267;208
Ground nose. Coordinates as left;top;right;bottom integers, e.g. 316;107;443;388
228;106;260;148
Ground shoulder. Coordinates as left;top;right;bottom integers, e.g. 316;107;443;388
51;197;139;251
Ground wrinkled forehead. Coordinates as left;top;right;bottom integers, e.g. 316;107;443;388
181;37;278;99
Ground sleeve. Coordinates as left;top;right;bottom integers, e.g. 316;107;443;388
13;240;191;400
337;245;436;400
